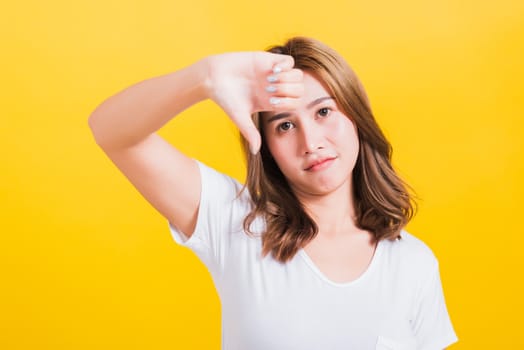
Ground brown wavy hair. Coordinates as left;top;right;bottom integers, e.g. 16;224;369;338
241;37;416;263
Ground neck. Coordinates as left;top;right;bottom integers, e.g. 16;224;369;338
295;182;359;238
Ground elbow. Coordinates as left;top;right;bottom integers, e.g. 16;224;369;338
87;112;97;138
87;110;111;149
87;110;139;151
87;112;101;145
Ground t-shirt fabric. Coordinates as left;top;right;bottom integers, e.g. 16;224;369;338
168;161;458;350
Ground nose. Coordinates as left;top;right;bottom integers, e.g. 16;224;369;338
298;120;323;154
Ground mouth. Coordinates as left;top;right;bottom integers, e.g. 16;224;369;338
304;157;337;171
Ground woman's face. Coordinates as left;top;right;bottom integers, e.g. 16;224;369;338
262;72;360;199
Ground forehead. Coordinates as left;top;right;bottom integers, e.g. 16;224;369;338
262;72;332;121
301;72;330;99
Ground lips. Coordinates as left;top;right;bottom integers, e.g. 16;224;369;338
304;156;337;171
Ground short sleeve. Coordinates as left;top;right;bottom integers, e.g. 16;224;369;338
412;261;458;350
168;161;251;279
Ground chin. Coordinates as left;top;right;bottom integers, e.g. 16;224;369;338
296;179;350;197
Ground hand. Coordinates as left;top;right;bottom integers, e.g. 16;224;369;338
203;52;304;154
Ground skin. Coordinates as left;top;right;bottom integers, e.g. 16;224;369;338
89;52;447;347
263;72;377;283
263;72;359;203
89;52;376;283
88;52;302;236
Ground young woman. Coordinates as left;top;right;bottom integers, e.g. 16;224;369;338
89;37;457;350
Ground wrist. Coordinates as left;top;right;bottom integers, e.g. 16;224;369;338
193;56;214;101
165;57;212;106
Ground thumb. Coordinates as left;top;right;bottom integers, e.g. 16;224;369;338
243;123;262;155
258;52;295;73
229;109;261;155
270;53;295;72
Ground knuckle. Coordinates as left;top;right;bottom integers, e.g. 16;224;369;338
284;98;300;109
288;55;295;67
293;68;304;78
296;83;305;95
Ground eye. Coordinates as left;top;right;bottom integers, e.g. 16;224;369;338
277;121;294;132
318;107;331;117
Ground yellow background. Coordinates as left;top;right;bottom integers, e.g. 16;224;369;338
2;0;523;348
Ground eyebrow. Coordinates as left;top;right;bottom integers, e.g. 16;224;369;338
266;96;334;123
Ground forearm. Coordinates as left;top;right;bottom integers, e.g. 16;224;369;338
88;59;209;150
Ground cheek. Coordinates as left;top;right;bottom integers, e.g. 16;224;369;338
331;116;360;150
266;139;290;169
264;136;299;179
264;134;285;164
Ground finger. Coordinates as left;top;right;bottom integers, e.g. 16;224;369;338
265;96;301;111
266;68;303;84
228;111;262;155
271;54;294;73
277;68;304;82
257;52;294;75
265;82;304;98
244;125;262;155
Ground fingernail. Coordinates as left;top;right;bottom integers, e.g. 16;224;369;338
267;75;278;83
273;66;282;74
265;85;277;93
269;97;281;105
250;144;258;155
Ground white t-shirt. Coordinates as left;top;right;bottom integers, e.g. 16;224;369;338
168;161;458;350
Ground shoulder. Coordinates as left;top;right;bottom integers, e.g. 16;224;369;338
397;230;437;262
197;160;244;192
380;230;439;274
196;160;252;204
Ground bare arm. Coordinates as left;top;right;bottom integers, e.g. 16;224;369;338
88;60;210;235
89;61;208;150
88;53;302;237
